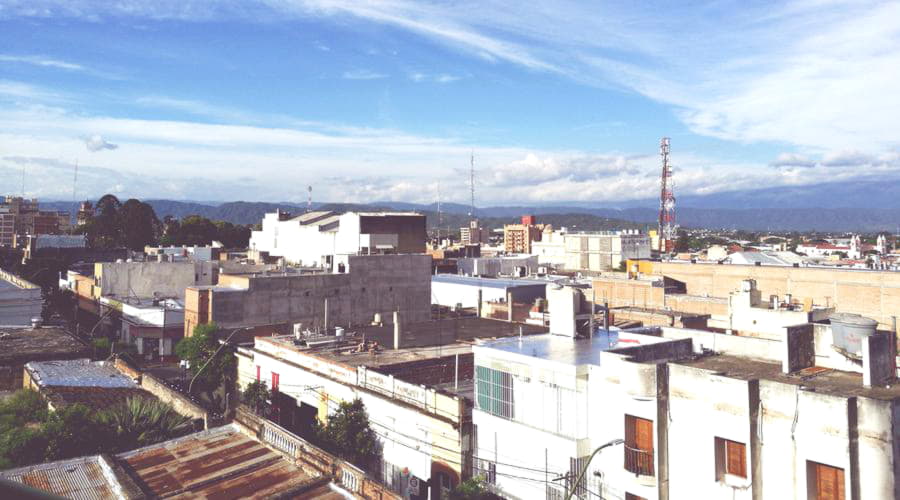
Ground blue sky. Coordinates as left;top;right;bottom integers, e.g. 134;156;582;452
1;0;899;205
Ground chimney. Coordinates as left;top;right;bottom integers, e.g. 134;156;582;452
507;291;514;322
477;289;483;318
782;325;814;374
393;311;401;350
862;332;896;387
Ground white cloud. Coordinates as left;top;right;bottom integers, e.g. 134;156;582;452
84;134;117;151
342;69;388;80
770;153;815;168
0;96;819;204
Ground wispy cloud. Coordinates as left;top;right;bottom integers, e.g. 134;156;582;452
408;72;462;84
0;80;66;102
342;69;388;80
0;54;84;71
7;2;897;153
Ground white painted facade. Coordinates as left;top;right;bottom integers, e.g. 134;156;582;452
472;323;900;500
250;211;423;267
235;336;469;496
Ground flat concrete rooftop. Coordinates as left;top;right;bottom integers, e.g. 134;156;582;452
432;274;550;289
264;317;547;369
677;354;900;401
479;328;670;366
0;327;90;364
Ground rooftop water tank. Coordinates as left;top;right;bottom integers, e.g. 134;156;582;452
829;313;877;356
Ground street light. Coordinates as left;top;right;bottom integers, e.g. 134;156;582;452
565;438;625;500
187;326;250;395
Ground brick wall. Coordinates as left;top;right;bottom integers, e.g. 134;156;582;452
378;353;474;386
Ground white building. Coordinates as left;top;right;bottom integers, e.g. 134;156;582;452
0;269;41;326
472;290;899;499
531;229;567;266
566;231;651;271
249;210;426;266
531;230;651;271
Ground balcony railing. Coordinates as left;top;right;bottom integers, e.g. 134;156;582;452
624;445;654;476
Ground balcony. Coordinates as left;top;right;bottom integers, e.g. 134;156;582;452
624;445;654;476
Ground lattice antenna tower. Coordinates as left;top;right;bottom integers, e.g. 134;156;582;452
658;137;676;253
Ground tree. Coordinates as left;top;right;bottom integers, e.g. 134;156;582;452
213;221;251;248
93;194;123;248
120;199;161;251
160;215;181;245
241;381;270;415
176;322;236;409
43;404;111;460
99;396;192;452
312;399;380;470
674;230;691;253
175;215;218;246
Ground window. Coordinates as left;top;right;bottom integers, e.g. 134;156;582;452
624;415;654;476
475;366;514;419
271;372;280;393
715;437;747;480
807;461;845;500
475;459;496;484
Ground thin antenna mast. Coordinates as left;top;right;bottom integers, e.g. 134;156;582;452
437;182;443;241
72;160;79;225
469;151;475;220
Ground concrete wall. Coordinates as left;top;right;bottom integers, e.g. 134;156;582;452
97;261;215;299
650;261;900;329
667;364;756;500
592;278;666;309
188;255;431;335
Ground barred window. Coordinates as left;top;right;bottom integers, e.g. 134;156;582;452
475;366;514;419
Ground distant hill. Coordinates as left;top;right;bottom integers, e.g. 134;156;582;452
40;177;900;232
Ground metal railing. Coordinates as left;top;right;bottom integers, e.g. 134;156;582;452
624;445;654;476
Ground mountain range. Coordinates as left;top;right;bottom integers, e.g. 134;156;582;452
39;179;900;232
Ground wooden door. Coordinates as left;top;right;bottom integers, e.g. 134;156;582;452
813;462;845;500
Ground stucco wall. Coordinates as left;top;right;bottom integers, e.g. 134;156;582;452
650;261;900;329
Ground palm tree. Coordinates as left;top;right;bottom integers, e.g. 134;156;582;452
100;397;193;452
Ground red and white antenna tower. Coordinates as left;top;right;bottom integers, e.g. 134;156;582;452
658;137;676;253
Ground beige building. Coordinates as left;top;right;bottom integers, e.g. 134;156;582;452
460;220;489;246
642;260;900;330
0;196;70;244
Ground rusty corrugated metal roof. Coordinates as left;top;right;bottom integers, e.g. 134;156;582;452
1;456;117;500
118;426;316;499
